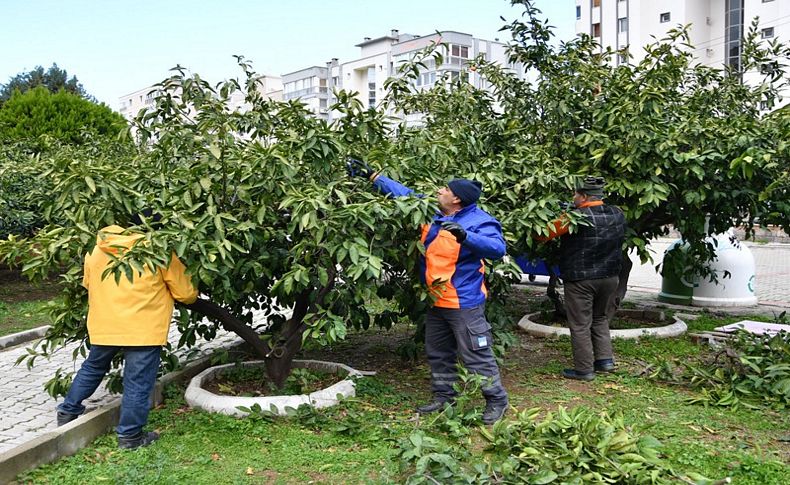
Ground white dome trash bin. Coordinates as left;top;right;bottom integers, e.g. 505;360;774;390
691;230;757;307
658;239;695;305
658;230;757;307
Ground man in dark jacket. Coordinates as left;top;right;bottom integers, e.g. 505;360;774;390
539;176;626;381
347;158;509;424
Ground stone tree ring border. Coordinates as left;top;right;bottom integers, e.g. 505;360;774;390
517;309;687;339
185;359;363;416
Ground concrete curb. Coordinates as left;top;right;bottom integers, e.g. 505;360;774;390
0;325;50;350
185;359;362;417
0;353;218;483
517;310;688;339
0;401;121;485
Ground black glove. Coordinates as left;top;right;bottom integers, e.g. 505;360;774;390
441;221;467;243
346;157;374;179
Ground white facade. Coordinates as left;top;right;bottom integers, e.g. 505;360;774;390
284;29;524;123
118;75;282;122
575;0;789;74
118;85;160;121
282;66;330;119
228;76;283;112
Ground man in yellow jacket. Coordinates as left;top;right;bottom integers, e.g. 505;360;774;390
56;223;197;449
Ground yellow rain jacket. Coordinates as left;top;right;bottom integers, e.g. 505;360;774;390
83;225;198;346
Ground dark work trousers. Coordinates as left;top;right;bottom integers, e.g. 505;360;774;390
563;276;620;373
424;304;508;404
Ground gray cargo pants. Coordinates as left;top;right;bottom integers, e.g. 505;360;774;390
424;304;508;404
563;276;620;373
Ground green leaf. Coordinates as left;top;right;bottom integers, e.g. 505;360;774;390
84;176;96;193
531;469;558;484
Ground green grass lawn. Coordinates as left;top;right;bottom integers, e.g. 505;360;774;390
0;269;55;337
0;300;51;336
12;287;790;484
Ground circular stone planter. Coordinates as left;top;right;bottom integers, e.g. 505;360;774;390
518;309;687;340
185;359;362;416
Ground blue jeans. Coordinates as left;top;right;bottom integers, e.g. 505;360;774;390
57;345;161;437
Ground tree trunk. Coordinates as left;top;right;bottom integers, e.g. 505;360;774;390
265;265;337;388
187;265;337;389
615;250;633;303
546;269;566;318
264;318;307;388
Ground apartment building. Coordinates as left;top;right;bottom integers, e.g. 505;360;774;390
282;66;330;118
284;29;523;122
118;85;159;121
575;0;788;76
118;75;283;122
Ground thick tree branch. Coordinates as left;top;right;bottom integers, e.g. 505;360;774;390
184;297;271;357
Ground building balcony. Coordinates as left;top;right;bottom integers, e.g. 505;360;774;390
283;86;329;100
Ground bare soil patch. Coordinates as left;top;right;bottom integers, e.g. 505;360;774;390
532;311;670;330
203;365;342;397
0;269;61;303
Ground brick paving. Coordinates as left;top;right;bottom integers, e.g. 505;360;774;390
0;240;788;457
0;311;269;455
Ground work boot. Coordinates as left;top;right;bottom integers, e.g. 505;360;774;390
594;359;616;373
56;411;80;427
118;431;160;450
416;399;454;415
561;369;595;381
482;400;508;425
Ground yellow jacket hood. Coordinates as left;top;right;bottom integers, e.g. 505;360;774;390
95;225;144;255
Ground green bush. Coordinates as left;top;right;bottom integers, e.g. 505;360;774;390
0;87;126;145
0;144;45;238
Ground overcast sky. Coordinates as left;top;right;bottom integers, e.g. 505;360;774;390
0;0;576;108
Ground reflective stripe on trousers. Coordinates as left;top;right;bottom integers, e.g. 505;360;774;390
424;304;508;403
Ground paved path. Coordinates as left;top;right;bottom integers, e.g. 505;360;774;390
0;311;269;455
0;239;788;458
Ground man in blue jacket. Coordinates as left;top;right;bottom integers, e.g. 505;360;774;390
348;158;509;424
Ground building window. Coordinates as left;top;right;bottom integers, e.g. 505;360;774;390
367;67;376;108
617;52;627;65
761;27;774;39
592;23;601;37
618;18;628;33
725;0;744;75
660;12;671;23
576;5;581;19
450;44;469;58
762;0;774;3
446;44;471;67
593;0;601;7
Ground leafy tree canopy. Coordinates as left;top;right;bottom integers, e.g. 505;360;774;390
0;63;90;105
0;87;126;145
1;0;789;393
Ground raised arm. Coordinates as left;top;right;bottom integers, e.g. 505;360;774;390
463;219;506;261
372;175;417;197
